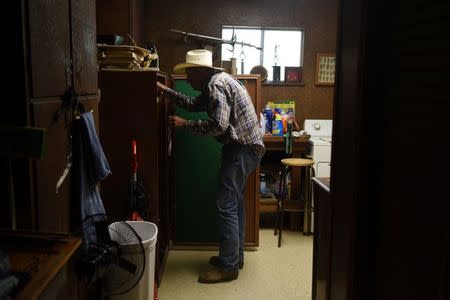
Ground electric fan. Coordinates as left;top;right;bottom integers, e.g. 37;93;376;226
77;214;146;297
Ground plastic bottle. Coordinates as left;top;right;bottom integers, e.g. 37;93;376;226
260;173;267;194
272;113;283;136
281;112;287;134
263;104;273;134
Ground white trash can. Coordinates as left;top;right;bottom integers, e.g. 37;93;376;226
109;221;158;300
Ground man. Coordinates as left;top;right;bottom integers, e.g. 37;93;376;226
157;49;265;283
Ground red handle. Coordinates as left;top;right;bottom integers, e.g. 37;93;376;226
132;140;137;155
131;140;138;177
129;211;143;221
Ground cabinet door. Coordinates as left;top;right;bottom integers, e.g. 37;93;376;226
155;73;171;285
98;71;160;221
172;78;222;244
32;98;72;232
32;96;99;232
71;0;98;95
172;75;260;247
98;70;171;285
239;75;261;246
28;0;71;98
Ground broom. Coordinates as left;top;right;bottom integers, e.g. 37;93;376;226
128;140;145;221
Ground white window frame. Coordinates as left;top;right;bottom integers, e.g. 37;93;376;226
221;25;304;81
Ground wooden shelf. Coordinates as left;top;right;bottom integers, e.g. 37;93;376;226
260;196;277;213
263;135;310;152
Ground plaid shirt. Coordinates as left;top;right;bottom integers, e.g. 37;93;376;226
165;72;265;157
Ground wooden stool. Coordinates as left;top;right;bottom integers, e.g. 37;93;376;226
274;158;315;247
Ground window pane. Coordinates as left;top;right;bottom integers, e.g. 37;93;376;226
222;27;303;82
221;28;261;74
263;30;302;81
221;28;236;60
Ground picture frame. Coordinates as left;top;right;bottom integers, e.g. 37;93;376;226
315;53;336;85
284;66;303;83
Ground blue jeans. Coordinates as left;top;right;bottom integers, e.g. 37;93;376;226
215;143;261;271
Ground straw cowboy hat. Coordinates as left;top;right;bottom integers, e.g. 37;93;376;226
173;49;224;74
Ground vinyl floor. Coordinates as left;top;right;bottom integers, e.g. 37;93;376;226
158;228;313;300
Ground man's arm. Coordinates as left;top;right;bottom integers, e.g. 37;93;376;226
185;87;230;136
162;82;230;137
157;82;207;112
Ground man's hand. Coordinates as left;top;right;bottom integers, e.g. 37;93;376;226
157;81;168;94
169;115;187;127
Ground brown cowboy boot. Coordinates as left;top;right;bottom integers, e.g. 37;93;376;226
209;256;244;270
198;267;239;284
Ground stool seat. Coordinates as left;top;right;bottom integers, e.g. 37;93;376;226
281;158;314;167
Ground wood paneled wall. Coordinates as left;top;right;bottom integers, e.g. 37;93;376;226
143;0;338;126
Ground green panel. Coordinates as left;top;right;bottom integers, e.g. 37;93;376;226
174;80;222;243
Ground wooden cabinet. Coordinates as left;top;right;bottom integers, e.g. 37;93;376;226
98;70;172;285
27;0;98;98
30;0;99;233
2;0;99;232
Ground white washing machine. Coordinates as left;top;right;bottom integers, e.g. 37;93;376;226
304;119;333;177
304;119;332;234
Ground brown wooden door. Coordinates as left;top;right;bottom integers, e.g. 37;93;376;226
31;96;99;232
4;1;99;235
32;98;72;232
27;0;71;98
27;0;97;98
98;71;159;221
98;70;171;285
71;0;98;95
23;0;99;232
327;0;449;299
239;75;262;247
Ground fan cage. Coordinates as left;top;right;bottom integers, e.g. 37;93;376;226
79;214;146;296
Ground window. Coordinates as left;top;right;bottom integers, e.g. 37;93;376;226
221;26;304;82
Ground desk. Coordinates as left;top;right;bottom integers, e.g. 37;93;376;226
259;135;309;221
0;231;82;300
263;135;310;152
311;177;331;300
